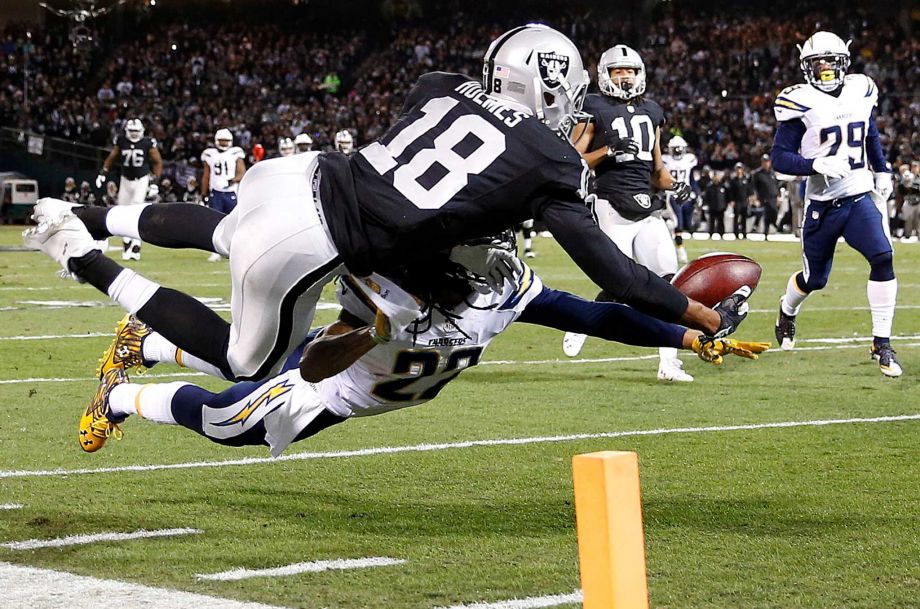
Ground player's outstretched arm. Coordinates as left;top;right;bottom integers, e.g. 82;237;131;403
299;310;386;382
541;199;728;334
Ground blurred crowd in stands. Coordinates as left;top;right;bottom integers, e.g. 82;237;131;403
1;1;917;235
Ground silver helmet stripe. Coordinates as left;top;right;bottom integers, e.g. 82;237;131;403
484;25;532;94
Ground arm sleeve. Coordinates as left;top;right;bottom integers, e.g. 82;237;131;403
866;112;890;173
770;119;815;176
517;286;686;349
539;197;689;322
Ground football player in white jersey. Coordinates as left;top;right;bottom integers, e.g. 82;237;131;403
75;247;767;454
771;31;899;376
201;129;246;215
661;135;698;264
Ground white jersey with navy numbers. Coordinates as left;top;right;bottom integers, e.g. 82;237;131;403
773;74;878;201
201;146;245;192
662;153;697;186
318;266;543;418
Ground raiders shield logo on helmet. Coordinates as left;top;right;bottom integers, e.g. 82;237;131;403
538;52;570;87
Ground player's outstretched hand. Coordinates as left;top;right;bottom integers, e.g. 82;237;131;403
712;285;751;337
449;244;522;292
692;336;770;365
670;181;692;202
812;156;851;180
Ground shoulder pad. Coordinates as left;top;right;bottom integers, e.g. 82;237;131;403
687;153;698;166
201;148;214;161
774;84;812;121
229;146;245;158
846;73;878;102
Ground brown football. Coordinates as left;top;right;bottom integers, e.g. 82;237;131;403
671;253;762;307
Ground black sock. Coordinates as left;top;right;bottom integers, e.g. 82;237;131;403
67;250;123;292
135;287;234;377
873;336;890;348
138;204;226;251
595;289;618;303
74;207;112;240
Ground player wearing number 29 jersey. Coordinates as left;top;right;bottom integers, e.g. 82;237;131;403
53;24;743;389
771;31;900;377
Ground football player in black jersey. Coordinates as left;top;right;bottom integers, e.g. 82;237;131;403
95;118;162;261
30;25;749;386
561;44;696;383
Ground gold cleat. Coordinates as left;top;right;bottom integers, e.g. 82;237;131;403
79;368;127;453
96;314;151;380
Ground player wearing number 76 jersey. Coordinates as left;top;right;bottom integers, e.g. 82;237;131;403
771;31;900;376
28;24;747;389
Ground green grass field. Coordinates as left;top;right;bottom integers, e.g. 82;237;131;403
0;225;918;609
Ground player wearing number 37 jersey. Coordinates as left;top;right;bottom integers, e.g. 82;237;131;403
28;24;747;388
771;31;900;376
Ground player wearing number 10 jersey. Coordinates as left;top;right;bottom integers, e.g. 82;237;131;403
771;31;900;376
32;24;747;389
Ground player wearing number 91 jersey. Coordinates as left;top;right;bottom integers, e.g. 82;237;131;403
771;31;900;377
48;24;744;392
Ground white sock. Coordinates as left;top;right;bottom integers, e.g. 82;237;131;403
107;204;149;240
524;237;532;250
867;278;897;339
781;273;809;316
109;381;187;424
659;346;679;362
106;269;159;314
176;348;230;379
141;332;178;365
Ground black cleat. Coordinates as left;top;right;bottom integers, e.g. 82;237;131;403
870;342;902;378
775;298;796;351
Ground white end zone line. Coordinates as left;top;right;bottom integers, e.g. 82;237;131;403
1;414;917;480
436;590;583;609
0;561;288;609
197;557;406;581
1;528;202;551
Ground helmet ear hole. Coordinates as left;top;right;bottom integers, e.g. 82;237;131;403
543;91;556;106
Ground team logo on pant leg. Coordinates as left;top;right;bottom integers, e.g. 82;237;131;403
204;378;296;440
633;193;652;209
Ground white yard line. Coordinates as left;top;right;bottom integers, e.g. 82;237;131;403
0;561;288;609
0;504;23;510
1;528;202;551
1;414;916;480
1;339;918;386
435;590;583;609
197;557;406;581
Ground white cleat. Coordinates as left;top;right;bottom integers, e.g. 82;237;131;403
22;212;101;277
31;197;82;225
657;358;694;382
207;252;222;262
562;332;587;357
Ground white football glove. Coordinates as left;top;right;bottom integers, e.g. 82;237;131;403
812;156;851;180
347;274;421;336
449;244;523;292
873;171;894;201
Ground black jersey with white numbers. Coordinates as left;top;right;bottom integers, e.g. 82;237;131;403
114;134;156;180
318;72;689;322
583;94;665;215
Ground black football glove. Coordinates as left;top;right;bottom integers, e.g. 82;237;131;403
606;136;640;157
670;181;692;202
712;285;752;337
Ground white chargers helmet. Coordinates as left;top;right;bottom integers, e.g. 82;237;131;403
667;135;688;159
334;130;354;154
482;23;589;141
278;137;295;157
294;132;313;152
125;118;144;143
598;45;646;100
798;31;851;92
215;128;233;151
